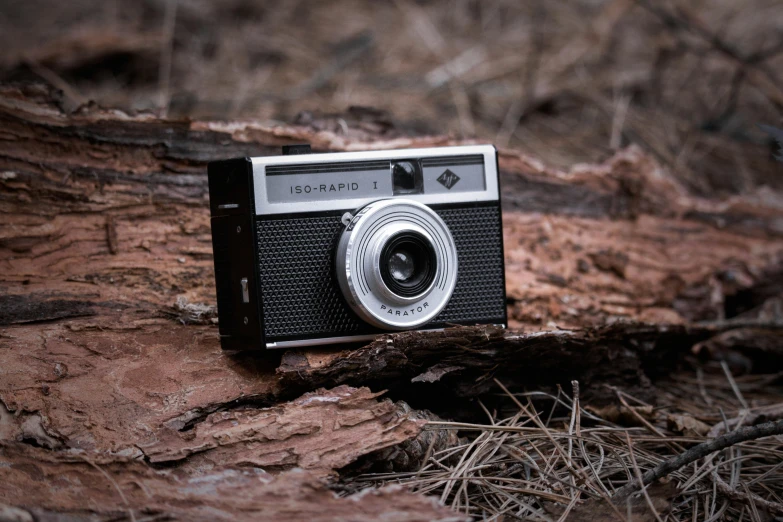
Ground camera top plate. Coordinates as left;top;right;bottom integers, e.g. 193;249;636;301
250;144;499;215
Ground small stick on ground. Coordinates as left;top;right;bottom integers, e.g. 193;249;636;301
613;419;783;500
712;472;783;515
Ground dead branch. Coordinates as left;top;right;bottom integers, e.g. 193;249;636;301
613;419;783;500
713;472;783;515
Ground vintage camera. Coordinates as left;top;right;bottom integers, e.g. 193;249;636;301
208;144;506;350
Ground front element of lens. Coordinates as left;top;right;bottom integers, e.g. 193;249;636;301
335;199;458;330
388;249;415;282
380;232;436;298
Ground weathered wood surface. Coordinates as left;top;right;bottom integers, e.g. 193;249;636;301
1;83;782;520
1;443;468;522
277;322;783;402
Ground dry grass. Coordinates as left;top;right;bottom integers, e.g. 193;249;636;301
350;365;783;520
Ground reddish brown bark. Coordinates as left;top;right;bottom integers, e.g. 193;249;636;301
1;83;782;519
1;443;467;522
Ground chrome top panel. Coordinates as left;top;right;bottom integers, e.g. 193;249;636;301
251;144;498;215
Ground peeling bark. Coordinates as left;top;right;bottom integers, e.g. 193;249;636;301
1;83;783;518
143;386;422;471
0;442;467;522
277;323;783;402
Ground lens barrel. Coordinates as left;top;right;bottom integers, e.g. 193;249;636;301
334;199;458;330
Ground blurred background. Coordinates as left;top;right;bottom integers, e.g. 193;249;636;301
1;0;781;195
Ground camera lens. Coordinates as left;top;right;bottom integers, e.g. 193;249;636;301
388;249;415;281
335;199;459;329
380;232;437;298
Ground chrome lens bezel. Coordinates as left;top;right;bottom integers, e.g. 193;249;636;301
335;199;458;330
370;223;438;304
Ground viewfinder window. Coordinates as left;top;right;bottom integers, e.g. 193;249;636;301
391;160;424;195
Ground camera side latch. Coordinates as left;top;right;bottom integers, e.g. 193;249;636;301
240;277;250;303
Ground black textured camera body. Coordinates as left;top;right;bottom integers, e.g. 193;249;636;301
208;146;507;350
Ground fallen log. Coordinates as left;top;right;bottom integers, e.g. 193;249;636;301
277;322;783;402
1;83;782;519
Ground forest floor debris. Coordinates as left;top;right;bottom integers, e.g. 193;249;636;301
349;363;783;521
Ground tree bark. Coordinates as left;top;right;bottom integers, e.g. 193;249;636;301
1;83;782;520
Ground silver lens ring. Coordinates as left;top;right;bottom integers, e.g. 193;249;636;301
336;199;458;330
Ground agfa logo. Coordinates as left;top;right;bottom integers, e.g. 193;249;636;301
436;169;461;190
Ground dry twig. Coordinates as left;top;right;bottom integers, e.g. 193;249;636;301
613;419;783;500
